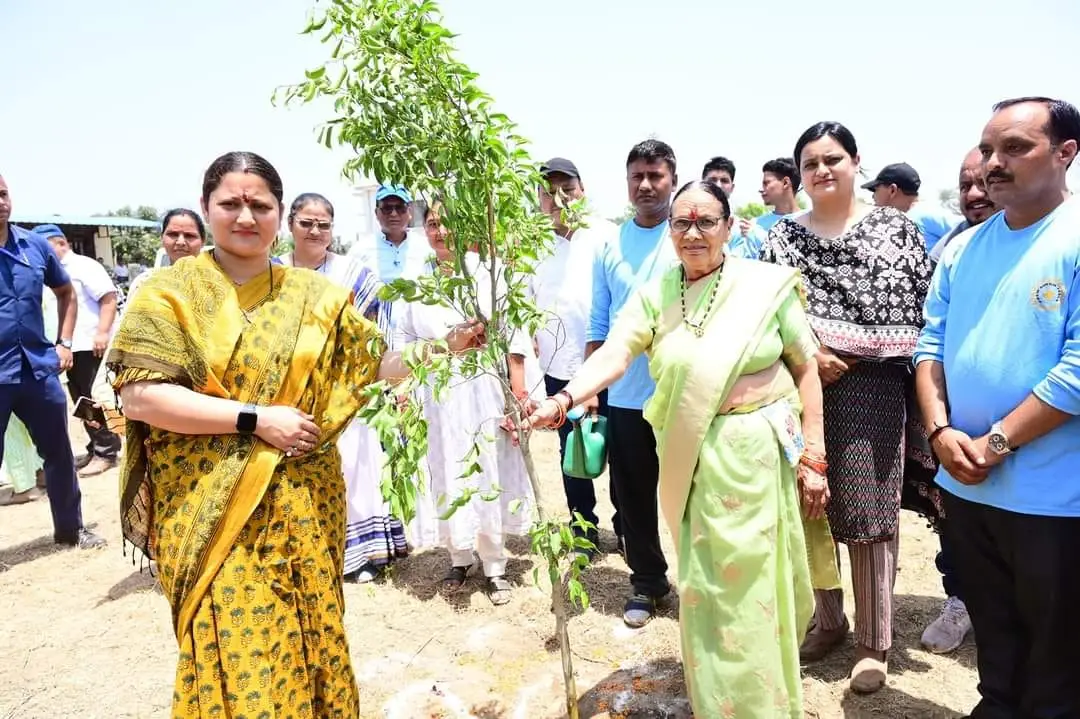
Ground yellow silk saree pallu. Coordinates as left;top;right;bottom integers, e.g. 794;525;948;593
109;252;384;718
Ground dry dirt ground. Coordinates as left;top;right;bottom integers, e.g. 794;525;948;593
0;423;979;718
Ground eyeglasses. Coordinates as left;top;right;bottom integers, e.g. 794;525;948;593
296;218;332;232
378;204;409;215
669;216;724;234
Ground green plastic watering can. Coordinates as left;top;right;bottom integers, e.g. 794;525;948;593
562;406;609;480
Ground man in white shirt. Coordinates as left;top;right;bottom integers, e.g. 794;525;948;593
348;185;429;282
532;158;619;560
347;185;431;349
36;225;121;476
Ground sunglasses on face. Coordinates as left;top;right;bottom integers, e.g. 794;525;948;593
296;218;332;231
670;216;724;233
378;204;409;215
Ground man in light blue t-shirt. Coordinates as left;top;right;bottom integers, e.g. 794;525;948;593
862;162;960;253
755;157;802;238
588;139;677;628
913;96;1080;718
701;156;768;259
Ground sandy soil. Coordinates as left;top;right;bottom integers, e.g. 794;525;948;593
0;423;979;718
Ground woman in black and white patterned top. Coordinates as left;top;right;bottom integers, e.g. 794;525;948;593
760;121;933;694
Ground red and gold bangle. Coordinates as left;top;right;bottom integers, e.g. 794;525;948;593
799;451;828;474
551;399;568;429
555;389;575;410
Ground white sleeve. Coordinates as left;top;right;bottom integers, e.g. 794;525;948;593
392;302;416;351
508;325;533;357
90;346;116;407
83;259;118;301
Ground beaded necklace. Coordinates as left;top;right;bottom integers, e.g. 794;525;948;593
679;263;724;338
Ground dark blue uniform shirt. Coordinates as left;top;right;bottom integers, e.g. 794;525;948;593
0;225;71;384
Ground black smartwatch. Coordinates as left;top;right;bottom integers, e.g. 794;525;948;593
236;404;258;434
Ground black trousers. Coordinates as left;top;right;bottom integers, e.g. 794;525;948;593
944;490;1080;719
607;406;669;598
65;351;121;459
936;524;962;600
544;375;617;537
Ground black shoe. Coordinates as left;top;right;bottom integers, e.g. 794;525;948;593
74;453;93;470
623;593;659;628
55;528;108;549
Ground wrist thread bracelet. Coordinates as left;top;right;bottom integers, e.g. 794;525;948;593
927;423;952;445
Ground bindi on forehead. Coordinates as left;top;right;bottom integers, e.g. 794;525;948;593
688;207;698;220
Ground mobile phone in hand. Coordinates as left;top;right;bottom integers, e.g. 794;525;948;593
72;396;107;425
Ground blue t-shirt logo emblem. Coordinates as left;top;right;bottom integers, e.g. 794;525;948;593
1031;279;1066;311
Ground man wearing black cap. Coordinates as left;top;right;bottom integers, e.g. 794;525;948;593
533;158;619;561
0;175;105;548
863;162;958;253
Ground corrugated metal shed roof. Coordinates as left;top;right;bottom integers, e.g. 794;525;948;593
11;214;160;229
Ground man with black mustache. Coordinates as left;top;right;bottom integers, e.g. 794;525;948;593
586;139;677;627
915;96;1080;718
919;147;999;656
927;149;999;265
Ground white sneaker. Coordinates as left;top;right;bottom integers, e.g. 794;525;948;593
921;596;972;653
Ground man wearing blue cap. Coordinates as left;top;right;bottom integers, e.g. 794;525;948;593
358;185;421;279
347;184;430;347
0;175;105;548
35;223;122;476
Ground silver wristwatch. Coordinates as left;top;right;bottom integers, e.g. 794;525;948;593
987;421;1013;456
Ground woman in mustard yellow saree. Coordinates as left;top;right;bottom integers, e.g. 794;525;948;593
109;152;484;719
529;181;840;717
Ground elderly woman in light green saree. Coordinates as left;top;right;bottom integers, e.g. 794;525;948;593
528;180;840;716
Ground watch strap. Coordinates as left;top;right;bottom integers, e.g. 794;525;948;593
989;421;1014;454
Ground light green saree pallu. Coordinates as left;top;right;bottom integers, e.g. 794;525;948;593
609;256;840;716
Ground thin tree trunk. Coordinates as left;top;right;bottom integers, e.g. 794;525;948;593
517;421;580;718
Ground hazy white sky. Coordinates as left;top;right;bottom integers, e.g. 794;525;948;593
4;0;1078;236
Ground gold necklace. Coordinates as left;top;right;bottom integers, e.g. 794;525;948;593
680;264;723;338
